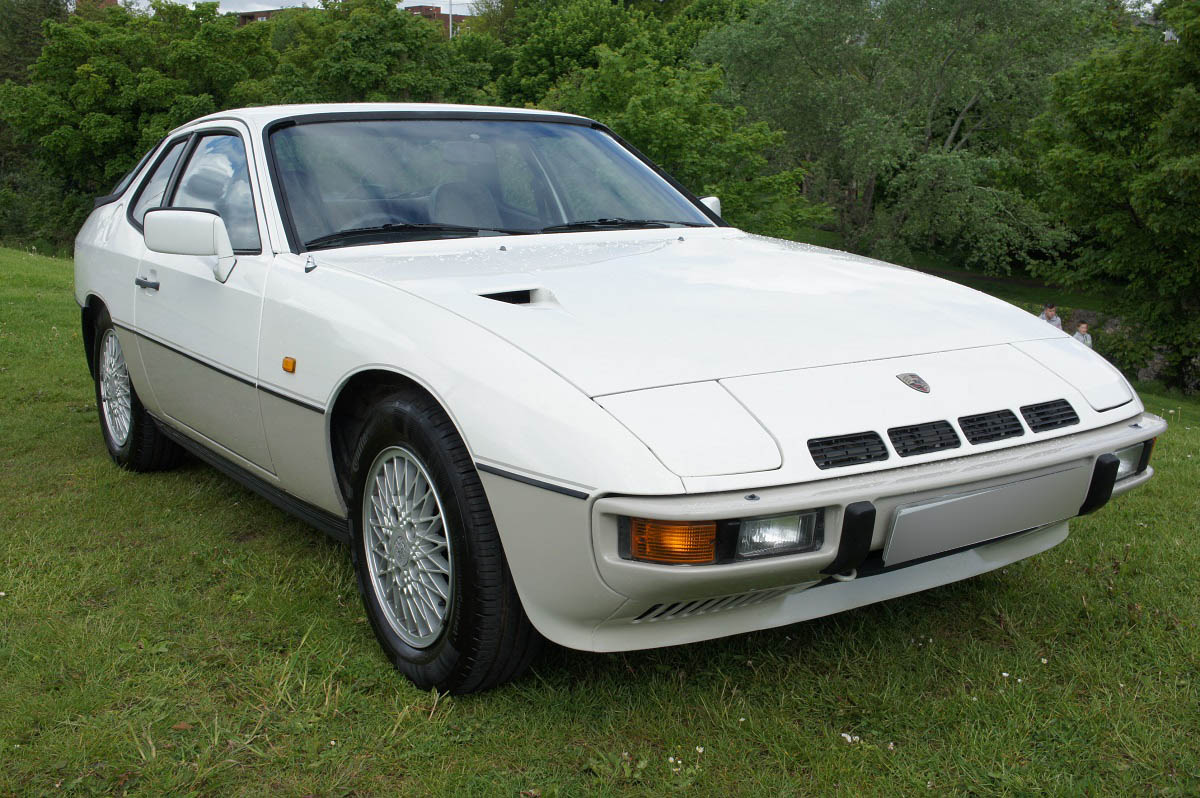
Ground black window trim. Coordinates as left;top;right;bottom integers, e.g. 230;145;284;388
126;133;193;233
261;110;730;255
164;126;264;256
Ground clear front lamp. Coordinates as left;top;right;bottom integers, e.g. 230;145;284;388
1113;442;1146;481
735;509;823;559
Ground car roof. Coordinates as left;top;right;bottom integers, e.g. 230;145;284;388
178;103;592;134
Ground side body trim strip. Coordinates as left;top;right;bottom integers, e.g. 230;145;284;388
120;323;588;501
115;322;325;413
476;462;590;500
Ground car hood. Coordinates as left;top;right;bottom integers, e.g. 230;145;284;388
316;228;1067;397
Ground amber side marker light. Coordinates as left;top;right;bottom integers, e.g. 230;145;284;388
630;518;717;565
282;356;296;374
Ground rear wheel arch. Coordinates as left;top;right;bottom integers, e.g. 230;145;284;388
81;294;106;378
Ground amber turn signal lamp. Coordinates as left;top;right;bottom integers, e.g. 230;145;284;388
630;518;717;565
282;356;296;373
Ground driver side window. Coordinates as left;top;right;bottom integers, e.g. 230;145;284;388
171;133;261;252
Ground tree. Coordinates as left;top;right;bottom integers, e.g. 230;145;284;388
0;0;493;245
1032;0;1200;387
262;0;473;104
0;0;69;85
543;38;828;237
0;0;72;249
2;2;278;196
494;0;645;105
697;0;1105;267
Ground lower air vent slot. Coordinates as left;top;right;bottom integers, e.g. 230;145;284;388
808;431;888;470
631;588;790;624
959;409;1024;444
1021;399;1080;432
888;420;961;457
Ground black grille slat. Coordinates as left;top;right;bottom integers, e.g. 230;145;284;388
958;409;1024;444
888;420;961;457
631;589;790;624
807;431;888;470
1021;399;1080;432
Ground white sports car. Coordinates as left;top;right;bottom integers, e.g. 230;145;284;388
75;103;1164;693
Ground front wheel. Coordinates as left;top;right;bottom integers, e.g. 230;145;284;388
349;388;539;693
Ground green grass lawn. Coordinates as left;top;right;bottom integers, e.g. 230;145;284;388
1;247;1197;796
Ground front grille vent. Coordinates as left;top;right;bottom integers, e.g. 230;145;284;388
888;420;961;457
631;588;791;624
1021;399;1080;432
958;409;1024;444
808;431;888;470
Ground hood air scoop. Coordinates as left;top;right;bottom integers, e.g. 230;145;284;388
478;288;558;307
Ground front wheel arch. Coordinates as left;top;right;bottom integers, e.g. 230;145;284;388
327;368;472;510
346;384;540;692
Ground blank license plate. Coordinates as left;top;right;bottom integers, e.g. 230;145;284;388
883;465;1091;566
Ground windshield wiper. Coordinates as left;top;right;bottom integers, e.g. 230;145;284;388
538;218;710;233
304;222;528;250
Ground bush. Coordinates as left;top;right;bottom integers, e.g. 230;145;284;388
1031;0;1200;389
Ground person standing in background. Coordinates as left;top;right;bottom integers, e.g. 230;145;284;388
1039;302;1063;330
1073;321;1093;348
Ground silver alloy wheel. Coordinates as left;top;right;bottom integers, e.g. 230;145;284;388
363;445;454;648
99;328;132;447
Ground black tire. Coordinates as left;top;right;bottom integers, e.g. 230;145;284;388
92;308;182;471
348;387;540;694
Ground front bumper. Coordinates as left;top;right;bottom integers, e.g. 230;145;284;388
481;412;1164;652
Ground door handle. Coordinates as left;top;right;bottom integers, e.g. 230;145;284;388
135;276;160;291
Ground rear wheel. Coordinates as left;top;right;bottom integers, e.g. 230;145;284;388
349;387;539;693
92;309;181;471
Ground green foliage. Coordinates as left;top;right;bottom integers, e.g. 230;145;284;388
494;0;646;105
0;0;69;85
544;38;828;236
262;0;476;103
698;0;1105;267
1032;0;1200;388
869;150;1069;273
2;1;276;195
0;0;491;241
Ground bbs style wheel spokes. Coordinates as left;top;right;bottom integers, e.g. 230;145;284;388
362;446;454;648
98;328;133;446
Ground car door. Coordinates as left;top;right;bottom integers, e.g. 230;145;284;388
132;125;275;473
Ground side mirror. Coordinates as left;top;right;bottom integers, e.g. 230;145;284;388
143;208;237;283
699;196;722;217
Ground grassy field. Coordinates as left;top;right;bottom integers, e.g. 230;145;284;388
1;247;1197;796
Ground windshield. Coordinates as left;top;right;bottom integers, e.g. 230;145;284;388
269;118;714;249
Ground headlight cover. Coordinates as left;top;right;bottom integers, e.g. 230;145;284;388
622;508;826;565
736;510;824;559
1113;440;1152;481
1013;338;1134;412
595;381;781;477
